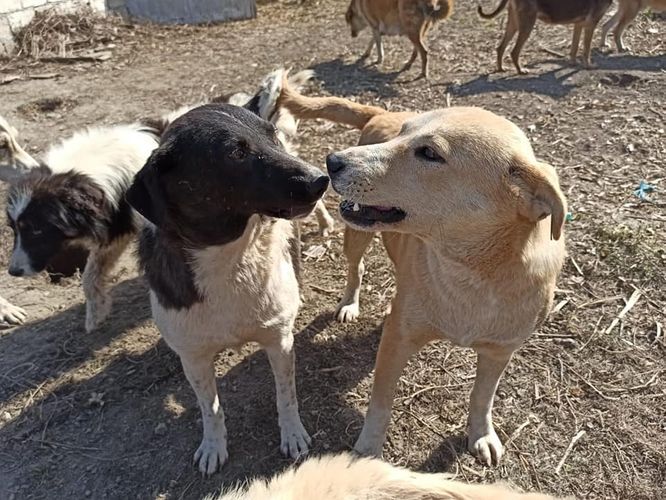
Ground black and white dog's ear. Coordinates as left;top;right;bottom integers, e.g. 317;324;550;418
242;94;262;116
126;149;169;226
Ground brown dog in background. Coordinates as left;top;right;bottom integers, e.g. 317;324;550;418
345;0;454;78
600;0;666;52
279;76;566;466
478;0;612;73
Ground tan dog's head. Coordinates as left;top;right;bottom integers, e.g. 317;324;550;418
0;115;40;183
326;107;566;243
345;0;367;38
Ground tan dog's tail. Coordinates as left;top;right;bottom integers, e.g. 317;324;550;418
424;0;454;21
278;72;386;130
215;453;567;500
477;0;509;19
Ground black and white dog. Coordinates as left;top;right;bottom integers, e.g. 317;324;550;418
5;122;159;332
126;103;328;474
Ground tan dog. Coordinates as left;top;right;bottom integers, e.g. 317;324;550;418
478;0;612;73
345;0;454;78
599;0;666;52
279;79;566;465
215;452;565;499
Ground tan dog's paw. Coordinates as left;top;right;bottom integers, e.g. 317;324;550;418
194;437;228;475
468;429;504;466
335;302;360;323
280;419;311;459
0;299;27;326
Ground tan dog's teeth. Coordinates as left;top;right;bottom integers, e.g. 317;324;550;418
353;203;360;212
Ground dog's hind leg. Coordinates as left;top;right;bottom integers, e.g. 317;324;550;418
467;347;513;466
361;36;375;59
82;236;130;333
314;200;335;237
570;23;583;63
373;29;385;64
180;350;229;475
354;313;430;456
599;9;620;48
510;9;536;74
496;8;519;72
581;22;599;67
612;3;641;52
335;227;374;323
263;333;311;459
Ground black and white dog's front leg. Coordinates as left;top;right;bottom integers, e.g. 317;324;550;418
82;236;130;333
262;331;311;459
180;349;228;475
0;295;27;326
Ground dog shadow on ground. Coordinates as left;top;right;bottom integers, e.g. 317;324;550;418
310;57;405;99
448;67;580;99
0;277;151;408
0;300;383;499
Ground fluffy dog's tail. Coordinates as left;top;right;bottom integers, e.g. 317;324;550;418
278;72;386;130
424;0;454;21
478;0;509;19
214;453;566;500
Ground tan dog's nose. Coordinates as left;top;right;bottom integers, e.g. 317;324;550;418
326;153;346;175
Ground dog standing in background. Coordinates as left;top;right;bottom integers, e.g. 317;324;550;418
478;0;612;73
599;0;666;52
346;0;454;78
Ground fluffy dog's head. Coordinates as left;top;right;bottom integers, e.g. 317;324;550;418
345;0;367;38
6;171;108;276
126;103;329;246
326;107;566;242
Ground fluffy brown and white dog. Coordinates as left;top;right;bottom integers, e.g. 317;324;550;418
599;0;666;52
345;0;454;78
214;453;564;500
127;103;328;475
279;79;566;466
478;0;613;73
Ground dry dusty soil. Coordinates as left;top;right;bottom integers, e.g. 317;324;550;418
0;1;664;499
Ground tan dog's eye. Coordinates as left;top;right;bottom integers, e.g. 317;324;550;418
416;146;444;163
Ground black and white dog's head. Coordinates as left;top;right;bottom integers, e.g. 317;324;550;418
126;103;329;246
6;171;114;276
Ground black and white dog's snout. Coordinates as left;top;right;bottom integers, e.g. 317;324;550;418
305;174;330;200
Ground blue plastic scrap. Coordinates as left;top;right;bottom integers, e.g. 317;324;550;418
633;181;655;201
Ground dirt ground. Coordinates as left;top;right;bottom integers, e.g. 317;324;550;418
0;1;664;499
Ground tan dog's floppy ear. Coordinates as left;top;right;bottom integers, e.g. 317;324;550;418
511;160;567;240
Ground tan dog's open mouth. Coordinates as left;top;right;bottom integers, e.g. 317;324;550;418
340;200;406;227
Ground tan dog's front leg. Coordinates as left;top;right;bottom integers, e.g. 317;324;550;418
0;296;27;326
581;23;597;67
82;236;129;333
354;315;428;456
180;351;229;475
263;335;311;458
335;227;374;323
467;347;513;466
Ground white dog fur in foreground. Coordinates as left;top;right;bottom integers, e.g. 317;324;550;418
212;453;566;500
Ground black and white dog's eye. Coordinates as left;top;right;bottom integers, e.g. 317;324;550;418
31;229;43;236
416;146;444;163
229;148;246;160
